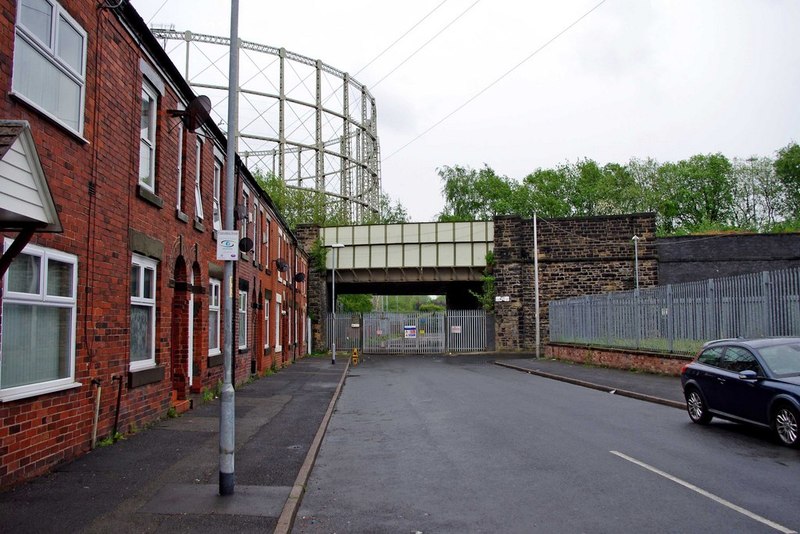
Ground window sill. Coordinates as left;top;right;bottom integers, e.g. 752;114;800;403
194;219;205;232
137;185;164;208
208;353;223;368
128;365;165;388
0;380;82;403
238;347;249;354
176;210;189;223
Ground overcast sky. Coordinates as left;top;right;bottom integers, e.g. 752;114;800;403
132;0;800;222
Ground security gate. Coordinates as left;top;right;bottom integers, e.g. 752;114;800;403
326;310;487;354
362;312;445;354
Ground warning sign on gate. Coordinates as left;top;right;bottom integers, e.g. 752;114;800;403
451;325;462;334
404;325;417;339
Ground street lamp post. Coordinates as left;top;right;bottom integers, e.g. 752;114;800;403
330;243;344;364
219;0;239;497
632;235;640;290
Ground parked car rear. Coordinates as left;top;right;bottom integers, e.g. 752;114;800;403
680;337;800;447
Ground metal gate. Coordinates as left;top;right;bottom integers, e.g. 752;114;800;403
326;310;487;354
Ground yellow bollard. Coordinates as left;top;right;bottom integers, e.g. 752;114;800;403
351;348;359;366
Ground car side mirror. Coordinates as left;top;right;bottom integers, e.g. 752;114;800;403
738;370;758;380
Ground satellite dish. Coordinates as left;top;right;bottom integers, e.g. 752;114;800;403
239;237;254;253
294;272;306;282
167;95;211;133
275;258;289;272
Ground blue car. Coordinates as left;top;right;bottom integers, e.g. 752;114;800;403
680;337;800;447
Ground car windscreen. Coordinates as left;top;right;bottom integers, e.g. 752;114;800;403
758;343;800;377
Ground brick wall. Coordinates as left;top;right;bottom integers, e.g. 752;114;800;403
0;1;308;488
546;344;691;376
494;214;658;351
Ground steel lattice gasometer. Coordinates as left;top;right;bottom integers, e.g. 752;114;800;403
151;28;381;223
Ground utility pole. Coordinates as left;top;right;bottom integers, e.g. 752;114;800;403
219;0;239;497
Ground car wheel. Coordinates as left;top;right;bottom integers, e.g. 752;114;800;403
685;388;712;425
772;404;800;448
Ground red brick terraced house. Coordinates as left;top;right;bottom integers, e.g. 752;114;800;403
0;0;308;488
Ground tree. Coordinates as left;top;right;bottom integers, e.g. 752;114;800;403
254;172;407;229
438;164;519;221
729;157;785;231
363;192;409;225
521;167;573;218
668;153;734;230
338;294;373;313
775;142;800;219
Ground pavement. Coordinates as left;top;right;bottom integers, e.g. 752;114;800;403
0;353;686;534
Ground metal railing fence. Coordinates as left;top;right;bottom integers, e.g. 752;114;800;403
325;310;487;354
549;267;800;355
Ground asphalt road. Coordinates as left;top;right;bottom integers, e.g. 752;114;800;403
294;354;800;533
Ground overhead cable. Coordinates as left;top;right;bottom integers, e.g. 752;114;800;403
384;0;608;160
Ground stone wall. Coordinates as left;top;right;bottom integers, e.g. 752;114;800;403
296;224;327;352
657;233;800;284
493;214;658;351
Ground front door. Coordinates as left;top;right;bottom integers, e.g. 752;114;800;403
188;270;194;387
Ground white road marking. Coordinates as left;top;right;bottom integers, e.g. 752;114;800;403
610;450;796;534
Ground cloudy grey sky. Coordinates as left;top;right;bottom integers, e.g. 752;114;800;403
132;0;800;222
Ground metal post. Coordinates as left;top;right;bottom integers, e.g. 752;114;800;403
632;235;640;290
330;244;344;363
219;0;239;497
533;213;541;357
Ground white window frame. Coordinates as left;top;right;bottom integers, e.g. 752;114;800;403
130;254;157;371
0;240;79;401
194;139;204;220
240;188;250;242
275;293;282;353
261;209;269;266
11;0;87;136
208;278;221;355
176;121;184;212
212;156;222;232
139;81;158;191
252;200;258;263
252;202;259;264
238;290;248;349
263;293;270;350
277;229;284;283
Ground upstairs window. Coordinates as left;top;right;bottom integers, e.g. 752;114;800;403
252;202;259;264
212;156;222;232
240;188;250;242
194;139;204;220
12;0;87;135
261;210;269;266
138;81;158;191
176;122;184;212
